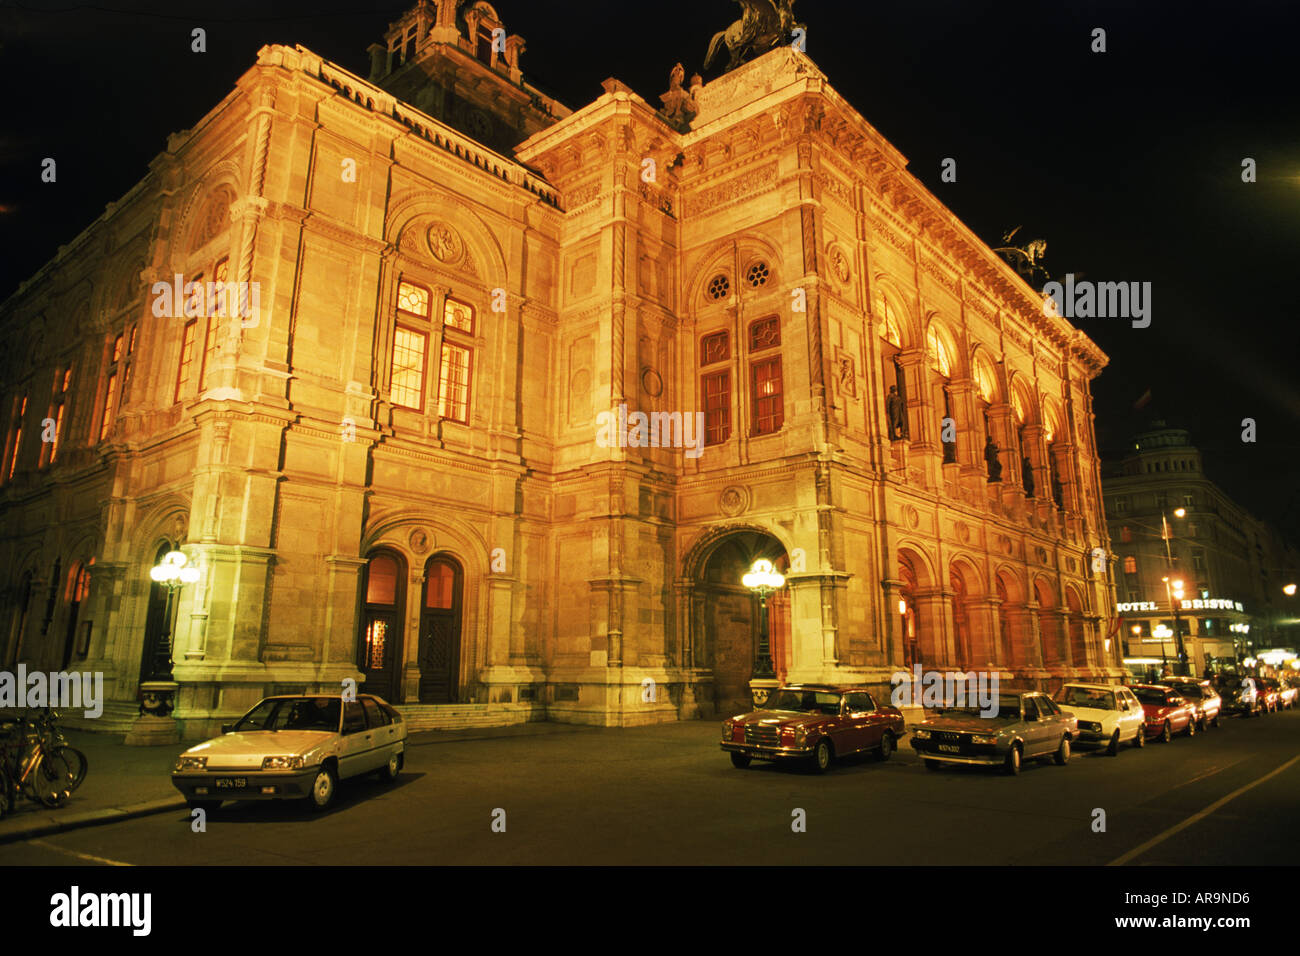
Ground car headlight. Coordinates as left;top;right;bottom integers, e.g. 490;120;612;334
175;755;207;772
912;728;931;739
793;726;807;746
261;755;305;771
722;719;734;740
970;734;997;745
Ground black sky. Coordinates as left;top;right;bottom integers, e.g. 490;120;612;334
2;0;1298;537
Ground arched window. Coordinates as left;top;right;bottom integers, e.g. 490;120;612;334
927;324;952;377
973;352;998;404
748;316;783;436
876;288;903;347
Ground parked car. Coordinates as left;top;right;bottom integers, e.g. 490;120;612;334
171;694;406;812
1055;683;1147;755
1129;684;1197;741
1255;677;1282;713
909;691;1076;776
721;684;904;773
1279;678;1299;710
1166;678;1222;730
1219;675;1263;717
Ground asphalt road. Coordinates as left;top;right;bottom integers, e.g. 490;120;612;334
4;708;1297;866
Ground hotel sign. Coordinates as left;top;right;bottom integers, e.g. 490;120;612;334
1116;598;1244;613
1178;598;1243;612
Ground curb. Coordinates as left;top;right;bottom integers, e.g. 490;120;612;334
0;796;186;846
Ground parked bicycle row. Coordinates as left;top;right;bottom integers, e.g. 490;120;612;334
0;708;87;817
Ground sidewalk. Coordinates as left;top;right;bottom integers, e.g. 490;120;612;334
0;721;589;846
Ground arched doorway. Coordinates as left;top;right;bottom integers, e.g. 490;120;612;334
996;568;1026;668
62;562;92;670
949;559;984;670
358;550;406;703
1065;587;1087;668
898;552;922;668
418;554;464;704
139;542;174;685
694;530;789;716
4;570;34;668
1034;577;1061;665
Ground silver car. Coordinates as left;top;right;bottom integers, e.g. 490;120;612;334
910;691;1078;775
171;694;406;812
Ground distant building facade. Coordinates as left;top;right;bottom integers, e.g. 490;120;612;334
0;1;1117;739
1103;421;1300;676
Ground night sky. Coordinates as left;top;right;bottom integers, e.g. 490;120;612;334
2;0;1297;538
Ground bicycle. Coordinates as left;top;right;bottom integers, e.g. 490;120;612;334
0;714;77;808
31;708;87;791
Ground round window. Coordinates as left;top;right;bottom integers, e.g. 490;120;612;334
707;274;731;300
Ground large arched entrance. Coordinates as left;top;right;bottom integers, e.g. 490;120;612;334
418;553;464;704
693;529;789;717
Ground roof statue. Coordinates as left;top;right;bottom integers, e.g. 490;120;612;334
704;0;803;74
659;63;702;131
994;226;1051;287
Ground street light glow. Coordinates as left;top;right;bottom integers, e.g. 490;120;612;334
1285;583;1297;596
742;559;784;592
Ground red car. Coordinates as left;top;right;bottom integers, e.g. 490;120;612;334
1254;677;1282;713
1128;684;1198;742
721;684;904;773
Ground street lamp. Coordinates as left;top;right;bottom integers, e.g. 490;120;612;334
1163;575;1189;676
1284;583;1297;597
148;550;200;684
743;558;785;680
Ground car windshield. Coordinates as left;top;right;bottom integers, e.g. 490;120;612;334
1171;683;1204;698
1220;676;1245;690
764;690;841;715
1058;686;1116;709
937;696;1020;720
1132;687;1169;705
232;697;341;733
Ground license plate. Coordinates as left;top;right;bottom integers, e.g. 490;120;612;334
937;744;960;753
214;777;247;789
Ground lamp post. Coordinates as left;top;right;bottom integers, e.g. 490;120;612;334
743;558;785;681
1163;575;1188;676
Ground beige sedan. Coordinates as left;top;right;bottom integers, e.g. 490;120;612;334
171;694;406;812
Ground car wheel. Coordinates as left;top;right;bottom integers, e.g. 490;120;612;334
876;731;895;762
1134;725;1146;749
924;759;943;771
1053;736;1070;765
1160;721;1172;743
186;799;221;814
378;752;401;782
1004;744;1022;776
730;752;752;769
1198;716;1208;732
1186;717;1197;737
809;739;832;774
1106;729;1121;757
309;766;337;811
1212;713;1220;728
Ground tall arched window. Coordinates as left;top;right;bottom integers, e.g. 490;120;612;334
927;322;957;464
62;562;92;668
876;287;909;440
748;316;783;436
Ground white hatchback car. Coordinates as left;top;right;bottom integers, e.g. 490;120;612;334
1055;683;1146;755
171;694;406;812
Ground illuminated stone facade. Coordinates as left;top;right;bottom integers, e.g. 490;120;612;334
0;2;1118;738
